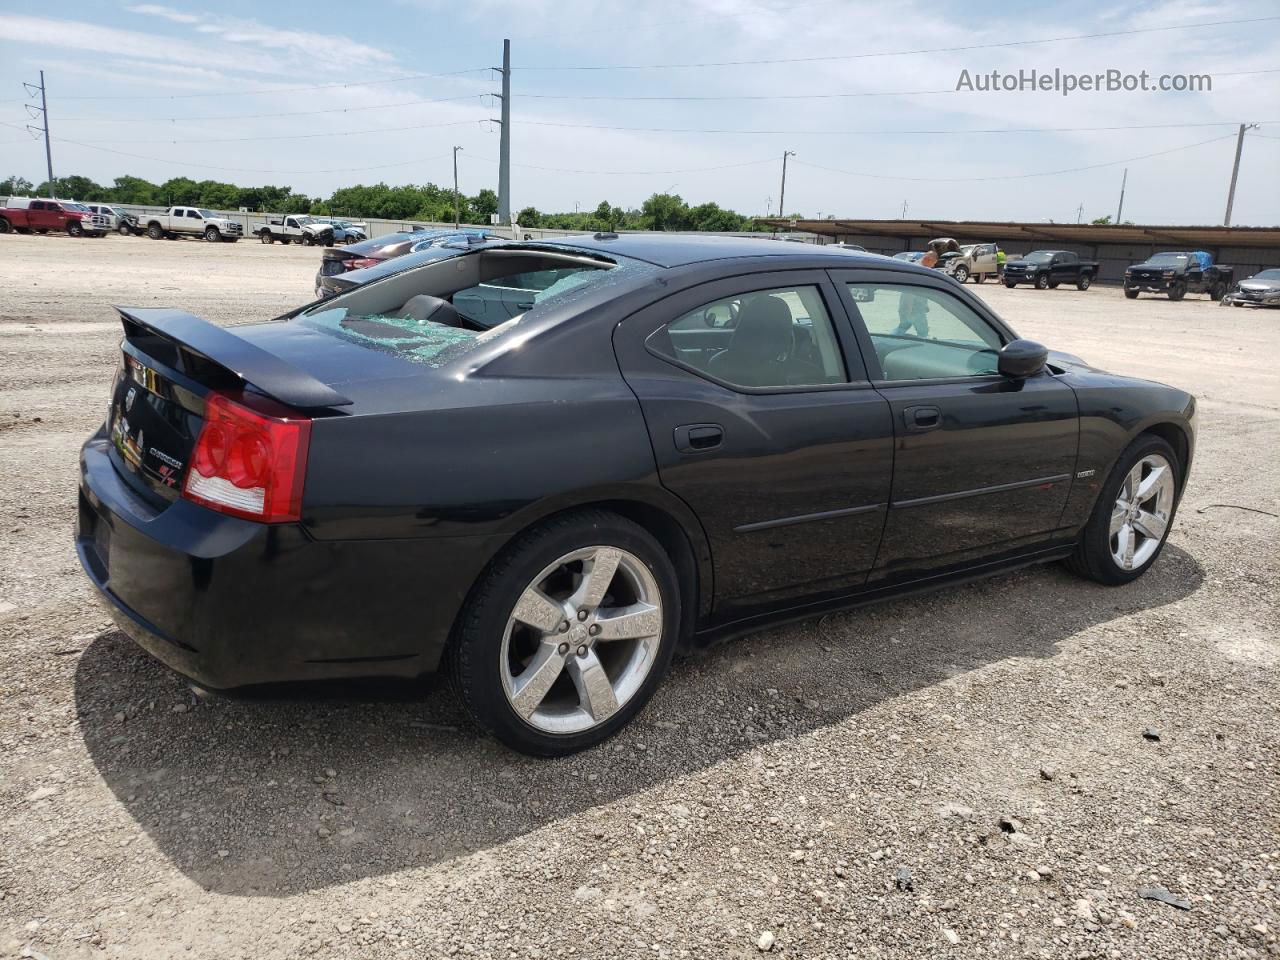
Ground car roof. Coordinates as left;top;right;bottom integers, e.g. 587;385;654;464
542;233;889;269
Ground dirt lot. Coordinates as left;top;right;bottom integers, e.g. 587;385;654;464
1;233;1277;959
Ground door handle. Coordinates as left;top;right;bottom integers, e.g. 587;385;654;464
674;423;723;453
903;405;941;433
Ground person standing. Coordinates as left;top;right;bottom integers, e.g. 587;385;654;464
996;247;1007;278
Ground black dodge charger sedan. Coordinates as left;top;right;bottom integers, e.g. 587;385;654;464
76;235;1195;755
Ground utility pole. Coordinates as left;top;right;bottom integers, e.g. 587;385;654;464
492;39;512;226
901;200;908;219
778;150;795;218
1076;203;1084;224
1223;123;1258;227
23;70;54;197
1115;168;1127;225
452;146;463;228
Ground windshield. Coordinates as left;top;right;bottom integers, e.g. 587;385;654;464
1023;251;1056;263
63;203;91;212
1147;253;1190;266
1253;269;1280;281
196;209;219;219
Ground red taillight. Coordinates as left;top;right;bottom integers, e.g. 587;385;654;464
183;391;311;523
345;257;381;270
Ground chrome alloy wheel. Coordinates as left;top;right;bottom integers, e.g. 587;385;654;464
500;546;663;735
1110;453;1174;570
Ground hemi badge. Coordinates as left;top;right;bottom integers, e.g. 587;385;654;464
1076;469;1096;479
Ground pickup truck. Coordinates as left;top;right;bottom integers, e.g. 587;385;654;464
1123;251;1233;301
252;215;334;246
1002;250;1099;290
0;197;109;237
142;206;243;242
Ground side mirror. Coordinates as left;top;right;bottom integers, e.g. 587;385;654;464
998;339;1048;378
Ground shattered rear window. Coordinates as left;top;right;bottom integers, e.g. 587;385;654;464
297;308;491;368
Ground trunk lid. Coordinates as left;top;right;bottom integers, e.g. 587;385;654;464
107;307;356;508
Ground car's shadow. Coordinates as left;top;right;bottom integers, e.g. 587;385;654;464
74;546;1204;896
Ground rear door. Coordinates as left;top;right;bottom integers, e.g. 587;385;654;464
830;267;1079;581
613;269;895;620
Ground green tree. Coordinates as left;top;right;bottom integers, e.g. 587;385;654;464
1;175;35;196
109;175;162;205
159;177;200;206
516;206;541;227
34;175;104;200
1091;215;1112;225
640;193;689;231
472;188;498;218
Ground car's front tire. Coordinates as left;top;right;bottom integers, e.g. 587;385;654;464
1036;274;1050;290
204;226;220;242
448;509;681;756
1124;286;1139;299
1065;434;1180;586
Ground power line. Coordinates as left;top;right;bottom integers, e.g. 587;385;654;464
464;155;781;176
60;117;489;146
0;121;456;175
54;93;487;124
513;119;1276;136
517;68;1280;102
792;133;1236;183
513;16;1280;70
47;67;493;101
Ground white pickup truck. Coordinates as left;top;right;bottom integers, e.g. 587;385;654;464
142;206;244;242
251;215;335;246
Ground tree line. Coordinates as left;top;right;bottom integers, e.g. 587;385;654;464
0;173;770;232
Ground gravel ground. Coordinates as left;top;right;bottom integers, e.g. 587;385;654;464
1;233;1277;959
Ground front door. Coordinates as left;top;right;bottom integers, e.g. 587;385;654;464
831;269;1079;581
613;270;895;620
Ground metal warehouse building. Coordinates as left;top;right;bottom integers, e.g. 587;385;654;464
758;218;1280;285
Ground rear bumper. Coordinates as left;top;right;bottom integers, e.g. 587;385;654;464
76;431;498;688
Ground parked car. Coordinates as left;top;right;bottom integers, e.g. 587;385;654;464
0;197;108;236
316;235;506;299
84;202;133;233
142;206;243;242
1003;250;1098;290
76;235;1195;756
1220;267;1280;308
1123;251;1233;302
893;251;926;262
943;243;1002;284
252;215;334;247
315;229;498;297
315;218;367;243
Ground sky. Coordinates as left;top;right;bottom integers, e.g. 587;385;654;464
0;0;1277;225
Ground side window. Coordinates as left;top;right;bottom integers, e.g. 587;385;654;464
188;209;202;219
648;285;847;389
846;283;1004;381
30;201;45;210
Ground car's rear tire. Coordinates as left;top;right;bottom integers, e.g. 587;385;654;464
1209;282;1225;302
1064;434;1180;586
447;509;681;756
1168;281;1186;301
1035;274;1050;290
0;217;11;234
1124;286;1139;299
974;272;985;283
147;224;163;239
1076;274;1091;291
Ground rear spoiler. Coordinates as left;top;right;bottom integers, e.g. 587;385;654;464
116;306;352;409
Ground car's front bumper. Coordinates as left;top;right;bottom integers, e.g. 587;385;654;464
1222;290;1280;307
75;430;492;688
